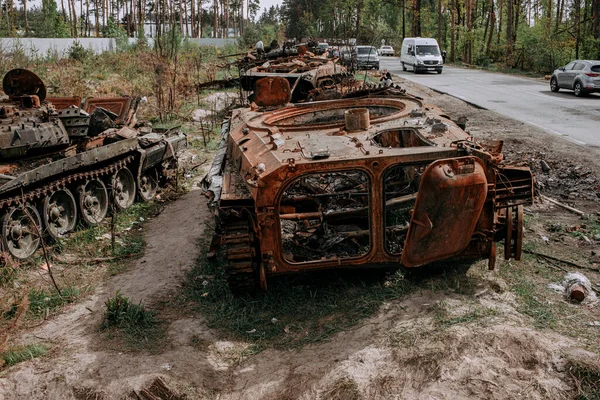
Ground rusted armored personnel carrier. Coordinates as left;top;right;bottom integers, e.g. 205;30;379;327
0;69;186;260
203;78;533;292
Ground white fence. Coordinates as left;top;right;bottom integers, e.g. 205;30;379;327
0;37;238;59
0;38;116;58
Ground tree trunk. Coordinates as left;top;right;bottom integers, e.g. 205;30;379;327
593;0;600;58
413;0;422;37
356;0;363;39
402;0;406;38
575;0;581;58
506;0;513;66
450;0;456;61
486;0;495;56
191;0;196;37
497;0;503;44
70;0;77;37
225;0;229;38
23;0;28;34
437;0;442;46
61;0;67;22
214;0;218;38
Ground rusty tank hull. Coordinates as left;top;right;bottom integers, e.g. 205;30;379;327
203;86;534;293
240;56;355;104
0;69;186;260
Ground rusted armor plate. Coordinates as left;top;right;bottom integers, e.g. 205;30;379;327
401;157;488;267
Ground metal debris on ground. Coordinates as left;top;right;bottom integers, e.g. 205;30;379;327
548;272;598;304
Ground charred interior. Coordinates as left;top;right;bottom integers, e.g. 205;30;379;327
383;165;424;254
372;129;433;148
279;171;371;263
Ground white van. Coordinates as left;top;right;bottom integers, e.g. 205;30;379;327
400;38;443;74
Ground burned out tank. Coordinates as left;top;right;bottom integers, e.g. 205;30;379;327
240;55;355;104
0;69;186;260
203;77;534;293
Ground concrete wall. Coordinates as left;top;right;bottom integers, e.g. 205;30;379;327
127;37;237;48
186;38;238;47
0;36;237;59
0;38;116;58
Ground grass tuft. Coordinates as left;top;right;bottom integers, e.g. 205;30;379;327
1;343;48;367
513;280;557;329
101;291;163;351
569;359;600;400
28;286;81;319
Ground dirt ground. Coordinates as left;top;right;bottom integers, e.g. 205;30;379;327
1;76;599;400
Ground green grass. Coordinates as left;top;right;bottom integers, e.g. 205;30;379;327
28;286;81;319
354;71;381;85
58;202;161;275
512;279;557;329
101;291;164;351
184;237;485;351
1;344;48;367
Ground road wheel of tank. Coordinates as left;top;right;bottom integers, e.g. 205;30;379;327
1;204;42;260
138;168;159;202
574;81;587;97
221;219;260;294
402;62;407;71
550;77;559;92
77;179;108;225
42;188;78;240
503;205;524;261
111;167;136;211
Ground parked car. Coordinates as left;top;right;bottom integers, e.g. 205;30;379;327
379;45;394;56
400;38;443;74
550;60;600;97
316;42;329;55
356;46;380;70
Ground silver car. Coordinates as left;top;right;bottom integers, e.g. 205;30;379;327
355;46;380;70
379;46;394;56
550;60;600;97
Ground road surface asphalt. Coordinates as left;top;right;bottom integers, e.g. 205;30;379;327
380;57;600;147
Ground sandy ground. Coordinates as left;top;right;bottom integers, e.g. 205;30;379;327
1;76;600;399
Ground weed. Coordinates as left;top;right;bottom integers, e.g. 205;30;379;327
1;343;47;367
513;280;557;328
28;286;80;318
101;291;163;351
184;237;415;351
569;359;600;400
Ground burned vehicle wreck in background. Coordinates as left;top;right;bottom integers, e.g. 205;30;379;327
0;69;186;260
202;77;533;293
239;55;356;104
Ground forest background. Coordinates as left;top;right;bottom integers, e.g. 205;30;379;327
0;0;599;74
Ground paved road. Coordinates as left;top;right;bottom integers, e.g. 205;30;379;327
380;57;600;146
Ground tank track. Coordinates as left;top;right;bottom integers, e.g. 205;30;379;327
0;155;134;210
221;219;259;294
